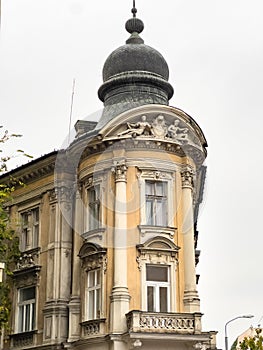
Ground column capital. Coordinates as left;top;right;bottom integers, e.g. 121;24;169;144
181;166;195;189
112;160;127;183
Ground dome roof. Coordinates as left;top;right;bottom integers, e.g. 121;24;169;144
102;43;169;82
97;6;174;128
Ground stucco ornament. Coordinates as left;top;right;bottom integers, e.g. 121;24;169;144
151;114;167;138
117;115;151;137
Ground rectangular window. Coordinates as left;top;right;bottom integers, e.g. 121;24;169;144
87;269;101;320
88;186;100;231
18;287;36;332
21;208;39;251
145;181;167;226
146;265;170;312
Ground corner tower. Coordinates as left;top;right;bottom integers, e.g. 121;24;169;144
65;4;216;350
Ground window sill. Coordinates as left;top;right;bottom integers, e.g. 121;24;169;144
138;225;177;242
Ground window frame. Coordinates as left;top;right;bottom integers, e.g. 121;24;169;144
86;269;101;320
138;169;175;228
17;286;36;333
146;265;170;313
87;185;101;231
145;180;168;226
20;207;40;252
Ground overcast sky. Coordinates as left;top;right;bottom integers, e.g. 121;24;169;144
1;1;263;348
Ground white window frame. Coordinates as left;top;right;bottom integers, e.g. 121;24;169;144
145;180;168;226
138;169;175;227
87;185;101;231
20;207;39;252
86;269;101;320
17;286;36;333
137;238;179;313
146;265;170;312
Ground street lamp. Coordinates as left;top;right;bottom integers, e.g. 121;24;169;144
225;315;254;350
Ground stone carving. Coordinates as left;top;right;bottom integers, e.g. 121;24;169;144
16;250;39;270
168;119;189;141
117;114;192;144
151;115;167;138
181;168;195;189
117;115;151;137
112;161;127;182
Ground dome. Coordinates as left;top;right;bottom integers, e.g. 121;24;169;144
102;43;169;82
97;8;174;128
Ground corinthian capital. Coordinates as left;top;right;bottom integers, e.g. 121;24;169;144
112;161;127;182
181;167;195;189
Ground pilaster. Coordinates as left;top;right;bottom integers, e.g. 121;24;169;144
181;166;200;313
110;161;131;333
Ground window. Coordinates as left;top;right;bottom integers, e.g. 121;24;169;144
21;208;39;251
145;181;167;226
146;265;170;312
86;269;101;320
18;287;35;332
88;186;100;231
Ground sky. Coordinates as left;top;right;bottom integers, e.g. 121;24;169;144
1;0;263;348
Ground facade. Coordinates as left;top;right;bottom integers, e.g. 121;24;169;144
1;5;217;350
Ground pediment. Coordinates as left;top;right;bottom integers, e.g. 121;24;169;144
98;104;207;151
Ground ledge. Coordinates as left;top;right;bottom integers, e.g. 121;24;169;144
138;225;177;241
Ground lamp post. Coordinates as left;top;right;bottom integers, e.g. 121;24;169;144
225;315;254;350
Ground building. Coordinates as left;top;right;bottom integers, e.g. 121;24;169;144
1;4;217;350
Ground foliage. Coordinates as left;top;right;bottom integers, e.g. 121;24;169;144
0;127;32;331
239;328;263;350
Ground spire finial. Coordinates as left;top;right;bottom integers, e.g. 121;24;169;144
131;0;137;18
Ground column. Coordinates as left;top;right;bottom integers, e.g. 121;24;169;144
110;161;130;333
181;167;200;313
68;187;82;342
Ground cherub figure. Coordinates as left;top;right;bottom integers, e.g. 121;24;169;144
118;115;151;137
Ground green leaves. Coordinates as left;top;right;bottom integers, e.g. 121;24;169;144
239;329;263;350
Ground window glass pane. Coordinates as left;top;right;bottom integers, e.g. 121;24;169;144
20;287;35;302
145;181;154;195
159;287;168;312
88;271;95;287
155;182;164;196
96;289;100;318
146;266;168;282
96;270;100;285
147;286;154;312
88;290;94;319
146;200;153;225
156;200;167;226
18;306;24;332
33;209;39;222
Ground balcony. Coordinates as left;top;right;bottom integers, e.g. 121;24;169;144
126;311;202;334
81;318;106;337
10;331;35;348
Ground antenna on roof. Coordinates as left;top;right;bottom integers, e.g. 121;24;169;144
68;78;75;145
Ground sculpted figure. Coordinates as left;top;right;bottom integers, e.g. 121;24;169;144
168;119;189;141
118;115;151;137
151;115;167;138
